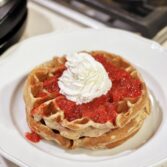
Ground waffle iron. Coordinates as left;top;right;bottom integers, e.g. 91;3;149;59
0;0;27;54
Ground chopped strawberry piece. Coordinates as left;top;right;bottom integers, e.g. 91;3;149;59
25;131;41;143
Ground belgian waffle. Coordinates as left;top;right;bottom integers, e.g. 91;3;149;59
23;51;150;149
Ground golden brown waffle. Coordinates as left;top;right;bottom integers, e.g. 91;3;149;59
23;51;150;149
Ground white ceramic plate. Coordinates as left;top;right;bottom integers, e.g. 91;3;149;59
0;28;167;167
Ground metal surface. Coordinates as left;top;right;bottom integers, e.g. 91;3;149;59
30;0;167;44
62;0;167;38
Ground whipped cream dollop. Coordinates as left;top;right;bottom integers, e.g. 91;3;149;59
58;52;112;104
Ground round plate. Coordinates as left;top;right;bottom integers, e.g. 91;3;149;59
0;28;167;167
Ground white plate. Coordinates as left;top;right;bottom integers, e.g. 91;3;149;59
0;28;167;167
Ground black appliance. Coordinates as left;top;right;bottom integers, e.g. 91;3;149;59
0;0;28;54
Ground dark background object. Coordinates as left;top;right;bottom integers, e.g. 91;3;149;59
0;0;27;55
56;0;167;38
147;0;167;6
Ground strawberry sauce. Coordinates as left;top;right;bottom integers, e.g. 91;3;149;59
36;55;142;123
25;131;41;143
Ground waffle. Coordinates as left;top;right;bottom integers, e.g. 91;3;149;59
23;51;150;149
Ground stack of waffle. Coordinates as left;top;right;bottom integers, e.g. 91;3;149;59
23;51;150;149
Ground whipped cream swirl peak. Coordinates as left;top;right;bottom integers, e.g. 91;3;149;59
58;52;112;105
